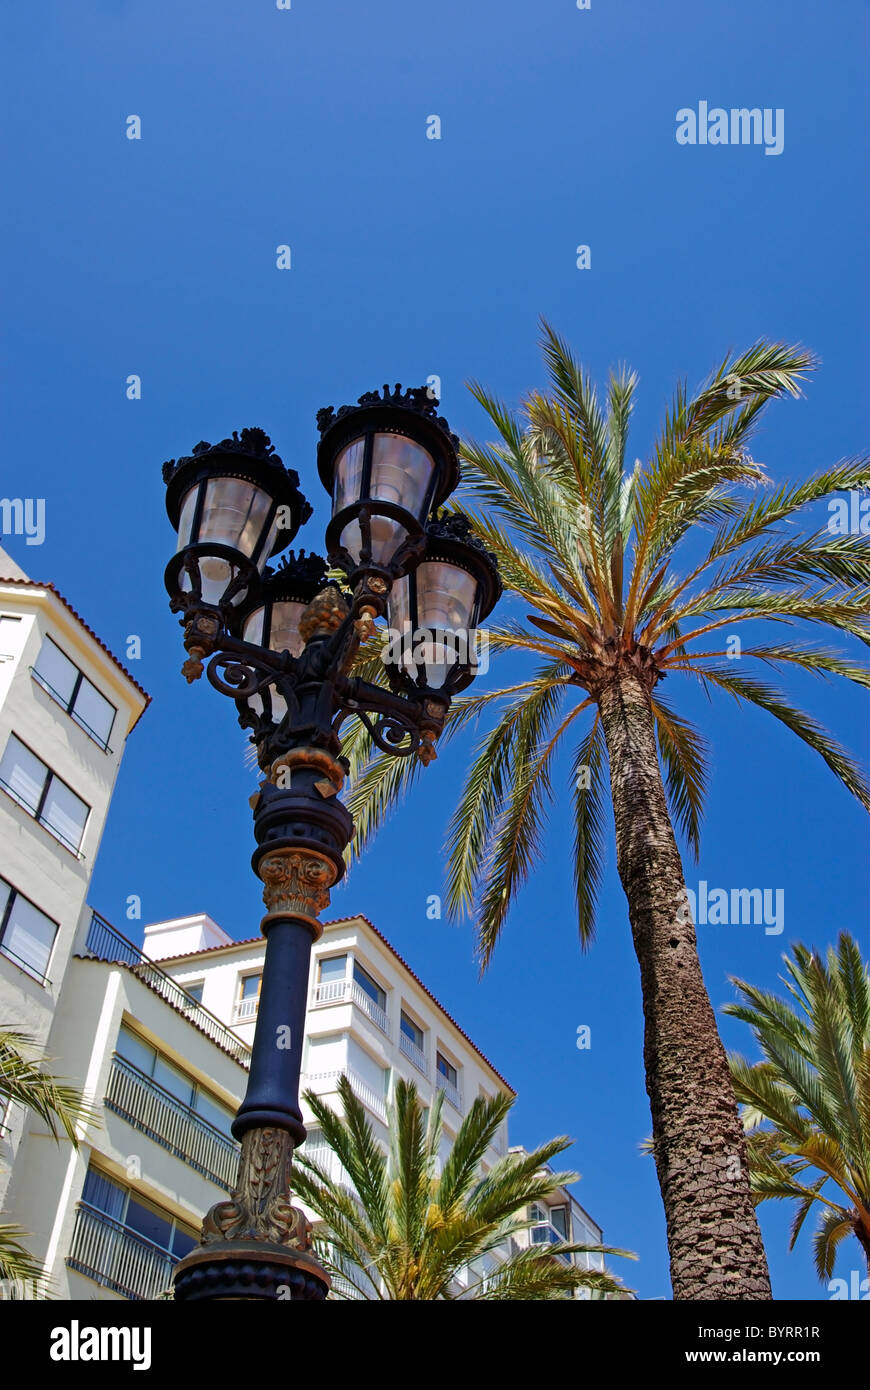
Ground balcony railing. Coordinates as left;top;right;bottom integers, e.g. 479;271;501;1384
398;1030;428;1077
302;1068;387;1124
105;1055;239;1188
435;1074;462;1113
312;978;347;1005
84;912;251;1068
311;977;390;1038
232;996;259;1022
67;1204;176;1301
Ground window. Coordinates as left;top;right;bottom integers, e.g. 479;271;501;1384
550;1205;570;1239
115;1025;235;1139
233;972;261;1021
529;1202;572;1262
352;961;386;1012
0;733;90;854
400;1012;423;1050
0;877;57;982
0;615;21;659
436;1052;458;1087
184;980;204;1003
32;637;116;750
80;1166;198;1260
318;954;347;983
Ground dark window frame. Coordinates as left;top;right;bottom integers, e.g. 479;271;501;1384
0;874;58;985
0;731;91;857
31;635;117;753
352;959;387;1011
400;1010;424;1049
436;1051;458;1087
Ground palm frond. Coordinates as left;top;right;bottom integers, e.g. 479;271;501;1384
650;692;709;859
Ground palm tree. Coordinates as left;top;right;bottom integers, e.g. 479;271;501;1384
725;932;870;1284
0;1024;97;1290
293;1074;633;1299
341;322;870;1298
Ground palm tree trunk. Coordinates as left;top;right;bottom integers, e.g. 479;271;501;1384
597;667;771;1299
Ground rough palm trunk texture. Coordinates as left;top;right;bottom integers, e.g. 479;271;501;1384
598;669;771;1300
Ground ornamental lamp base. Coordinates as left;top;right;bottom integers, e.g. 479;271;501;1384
172;1240;330;1301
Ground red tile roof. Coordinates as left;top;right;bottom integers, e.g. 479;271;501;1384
155;912;515;1094
0;575;151;725
72;954;251;1069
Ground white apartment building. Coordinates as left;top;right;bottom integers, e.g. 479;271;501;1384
0;546;148;1213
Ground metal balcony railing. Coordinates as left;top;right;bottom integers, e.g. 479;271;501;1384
435;1074;462;1113
84;912;251;1068
311;977;390;1038
232;996;259;1022
105;1055;239;1188
398;1030;428;1077
302;1068;388;1124
66;1204;177;1301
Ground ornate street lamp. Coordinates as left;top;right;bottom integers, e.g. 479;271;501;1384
162;387;499;1302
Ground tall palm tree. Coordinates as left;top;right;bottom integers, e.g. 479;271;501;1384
725;933;870;1284
294;1074;633;1299
340;323;870;1298
0;1024;97;1290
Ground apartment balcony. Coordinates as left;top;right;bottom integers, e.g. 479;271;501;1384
435;1074;463;1113
398;1031;428;1077
311;978;390;1038
105;1055;240;1189
302;1067;387;1124
232;996;259;1023
84;912;251;1068
531;1223;573;1264
67;1204;176;1301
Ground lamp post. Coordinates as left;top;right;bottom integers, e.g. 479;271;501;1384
162;390;500;1301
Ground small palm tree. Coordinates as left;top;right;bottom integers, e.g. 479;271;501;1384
293;1075;633;1299
0;1024;97;1290
342;322;870;1298
725;933;870;1283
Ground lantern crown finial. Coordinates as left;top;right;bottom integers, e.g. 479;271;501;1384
316;384;459;453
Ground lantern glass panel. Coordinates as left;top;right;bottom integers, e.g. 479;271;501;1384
388;562;479;690
370;434;434;518
339;515;409;568
415;561;478;631
179;556;247;608
333;439;367;512
244;601;307;658
179;477;276;564
177;487;199;548
242;607;266;647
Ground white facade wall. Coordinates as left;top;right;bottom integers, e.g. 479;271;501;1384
0;552;147;1211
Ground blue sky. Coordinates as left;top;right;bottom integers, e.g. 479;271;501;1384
2;0;868;1299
